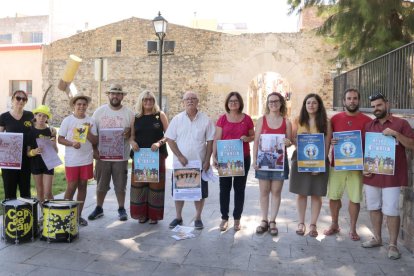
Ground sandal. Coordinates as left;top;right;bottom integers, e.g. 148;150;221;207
219;219;228;231
234;220;241;231
388;244;401;260
269;221;278;236
361;237;382;248
309;224;318;237
139;218;149;223
149;219;158;224
348;232;360;241
296;223;306;236
256;220;269;234
323;224;340;236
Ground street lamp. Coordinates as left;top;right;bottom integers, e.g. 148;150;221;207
336;59;342;76
152;12;168;110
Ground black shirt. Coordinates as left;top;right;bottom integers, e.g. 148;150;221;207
133;112;168;157
27;127;53;172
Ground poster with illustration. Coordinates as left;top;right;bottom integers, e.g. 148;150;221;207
217;139;244;177
72;124;89;143
297;133;325;172
0;133;23;169
98;128;124;160
133;148;159;182
257;134;285;171
364;132;395;175
173;160;202;201
333;130;363;171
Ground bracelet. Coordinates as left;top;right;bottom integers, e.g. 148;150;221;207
29;149;36;157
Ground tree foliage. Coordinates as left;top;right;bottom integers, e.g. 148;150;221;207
287;0;414;62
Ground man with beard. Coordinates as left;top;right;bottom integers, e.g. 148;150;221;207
88;84;134;221
324;88;372;241
361;93;414;260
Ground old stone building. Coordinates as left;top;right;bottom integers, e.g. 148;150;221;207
42;17;337;123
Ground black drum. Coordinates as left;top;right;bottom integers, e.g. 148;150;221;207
2;198;39;244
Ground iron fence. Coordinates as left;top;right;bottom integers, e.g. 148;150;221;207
333;41;414;114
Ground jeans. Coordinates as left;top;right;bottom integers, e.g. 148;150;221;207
220;156;251;220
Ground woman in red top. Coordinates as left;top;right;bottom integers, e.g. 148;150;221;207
213;92;254;231
253;92;292;236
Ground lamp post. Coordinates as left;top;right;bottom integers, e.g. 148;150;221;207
152;12;168;110
336;59;342;76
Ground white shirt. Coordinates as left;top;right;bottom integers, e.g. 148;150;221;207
92;104;134;161
165;110;215;164
58;114;98;167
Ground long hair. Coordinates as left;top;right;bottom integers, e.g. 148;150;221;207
224;91;244;113
299;93;327;134
135;90;160;117
265;92;287;116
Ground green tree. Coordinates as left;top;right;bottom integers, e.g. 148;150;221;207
288;0;414;62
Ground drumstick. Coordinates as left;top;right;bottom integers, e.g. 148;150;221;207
17;197;36;204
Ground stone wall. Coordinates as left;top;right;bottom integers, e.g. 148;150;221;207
42;17;337;125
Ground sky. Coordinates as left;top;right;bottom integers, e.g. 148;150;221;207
0;0;300;34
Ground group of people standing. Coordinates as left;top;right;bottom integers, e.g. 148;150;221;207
1;85;414;260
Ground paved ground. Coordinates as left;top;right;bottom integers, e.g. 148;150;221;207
1;158;414;275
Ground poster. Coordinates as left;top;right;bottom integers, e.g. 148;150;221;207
36;138;62;170
364;132;396;175
133;148;159;182
0;132;23;169
297;133;325;172
72;124;89;143
216;139;244;177
98;128;124;160
257;134;285;171
173;160;202;201
333;130;363;171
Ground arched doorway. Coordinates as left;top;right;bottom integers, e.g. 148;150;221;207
247;72;292;119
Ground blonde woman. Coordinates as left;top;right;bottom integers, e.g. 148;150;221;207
129;91;169;224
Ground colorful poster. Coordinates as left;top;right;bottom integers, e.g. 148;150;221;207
333;130;363;171
297;133;325;172
364;132;396;175
98;128;124;160
133;148;159;182
217;139;244;177
173;160;202;201
257;134;285;171
36;138;62;170
72;124;89;143
0;133;23;169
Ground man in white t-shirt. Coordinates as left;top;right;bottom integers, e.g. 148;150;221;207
165;91;215;229
58;93;98;226
88;84;134;221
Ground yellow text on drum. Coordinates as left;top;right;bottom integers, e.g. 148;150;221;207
5;209;33;238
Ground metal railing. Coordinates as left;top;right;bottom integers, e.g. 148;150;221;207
333;41;414;114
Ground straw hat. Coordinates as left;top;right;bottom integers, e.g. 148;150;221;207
107;83;128;94
70;93;92;106
32;105;52;119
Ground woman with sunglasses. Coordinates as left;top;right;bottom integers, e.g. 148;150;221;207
0;90;34;199
129;90;169;224
289;93;332;237
253;92;292;236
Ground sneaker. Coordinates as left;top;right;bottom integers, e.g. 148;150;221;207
118;207;128;221
169;218;183;229
88;206;104;220
79;217;88;226
194;219;204;230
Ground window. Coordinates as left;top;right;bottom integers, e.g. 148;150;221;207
115;39;122;52
10;80;32;95
21;32;43;43
0;33;12;44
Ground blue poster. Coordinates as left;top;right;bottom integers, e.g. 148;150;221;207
333;130;363;171
364;132;396;175
257;134;285;171
297;133;325;172
133;148;159;182
217;139;244;177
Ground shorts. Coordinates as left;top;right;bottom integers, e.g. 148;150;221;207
327;169;362;203
65;163;93;182
171;172;208;199
95;160;128;193
32;167;54;175
255;157;289;181
364;184;400;216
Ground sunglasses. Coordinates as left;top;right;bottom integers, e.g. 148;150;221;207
15;96;28;102
369;93;387;102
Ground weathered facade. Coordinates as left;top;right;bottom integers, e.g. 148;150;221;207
42;17;337;123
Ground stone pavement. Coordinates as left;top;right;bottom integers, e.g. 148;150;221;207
1;160;414;275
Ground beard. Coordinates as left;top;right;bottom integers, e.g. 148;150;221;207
109;98;121;107
345;104;359;113
374;109;387;119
